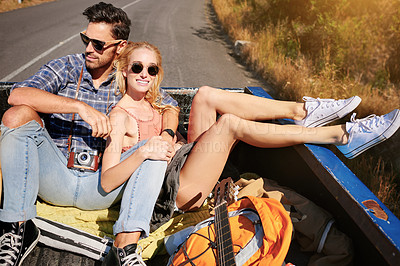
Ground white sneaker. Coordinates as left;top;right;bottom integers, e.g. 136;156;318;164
336;109;400;159
295;96;361;127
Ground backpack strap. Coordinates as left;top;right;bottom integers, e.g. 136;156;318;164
230;210;264;266
188;208;260;236
167;208;263;266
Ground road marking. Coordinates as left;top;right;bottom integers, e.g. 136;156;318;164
0;35;77;82
122;0;143;10
1;0;143;82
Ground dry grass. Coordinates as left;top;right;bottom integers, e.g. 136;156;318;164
212;0;400;114
0;0;54;13
212;0;400;218
373;162;400;216
345;155;400;216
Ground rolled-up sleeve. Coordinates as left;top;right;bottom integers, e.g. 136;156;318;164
12;55;81;94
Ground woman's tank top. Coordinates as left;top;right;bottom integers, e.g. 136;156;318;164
113;105;162;152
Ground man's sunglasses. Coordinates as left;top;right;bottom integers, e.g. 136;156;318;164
131;62;159;76
80;31;122;53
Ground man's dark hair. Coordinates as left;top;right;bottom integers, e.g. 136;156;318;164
83;2;131;40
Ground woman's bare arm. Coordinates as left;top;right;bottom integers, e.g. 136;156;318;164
101;110;173;193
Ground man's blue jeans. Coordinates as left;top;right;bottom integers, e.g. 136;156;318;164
0;120;167;237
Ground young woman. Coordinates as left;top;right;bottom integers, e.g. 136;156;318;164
101;41;400;265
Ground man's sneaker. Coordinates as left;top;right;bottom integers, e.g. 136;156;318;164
0;220;40;266
102;243;146;266
295;96;361;127
336;109;400;159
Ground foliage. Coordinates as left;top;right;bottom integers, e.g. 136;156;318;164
0;0;54;13
212;0;400;218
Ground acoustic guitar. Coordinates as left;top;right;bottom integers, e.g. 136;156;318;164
213;177;238;266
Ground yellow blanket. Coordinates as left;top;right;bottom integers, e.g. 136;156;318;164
37;201;118;238
1;166;211;260
1;165;210;260
36;200;210;260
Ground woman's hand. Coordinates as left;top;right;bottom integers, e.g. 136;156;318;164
174;141;185;153
138;136;174;162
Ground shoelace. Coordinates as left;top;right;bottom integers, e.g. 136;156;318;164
347;113;385;143
0;233;22;263
121;253;146;266
121;246;145;266
303;96;344;110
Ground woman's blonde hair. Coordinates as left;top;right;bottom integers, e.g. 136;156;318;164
113;41;178;113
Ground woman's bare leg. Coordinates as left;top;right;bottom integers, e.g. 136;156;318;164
177;115;238;210
188;86;305;142
178;114;348;210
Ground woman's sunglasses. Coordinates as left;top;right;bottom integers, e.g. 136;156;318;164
80;31;122;53
131;62;159;76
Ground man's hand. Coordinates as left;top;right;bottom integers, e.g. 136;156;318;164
174;141;185;153
78;103;112;138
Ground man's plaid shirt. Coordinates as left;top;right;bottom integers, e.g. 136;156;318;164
12;54;178;158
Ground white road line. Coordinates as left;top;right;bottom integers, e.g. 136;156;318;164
0;35;77;82
1;0;143;82
122;0;143;10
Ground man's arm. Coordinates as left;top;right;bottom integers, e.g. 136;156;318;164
8;87;111;138
9;87;83;114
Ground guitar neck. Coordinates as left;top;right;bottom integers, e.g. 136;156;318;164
215;201;236;266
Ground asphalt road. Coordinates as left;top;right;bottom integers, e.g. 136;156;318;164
0;3;269;264
0;0;269;90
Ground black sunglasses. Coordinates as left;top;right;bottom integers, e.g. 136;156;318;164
131;62;159;76
80;31;122;53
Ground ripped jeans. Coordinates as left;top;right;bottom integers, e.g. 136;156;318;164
0;120;167;237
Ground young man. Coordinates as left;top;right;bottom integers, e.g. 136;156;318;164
0;2;178;266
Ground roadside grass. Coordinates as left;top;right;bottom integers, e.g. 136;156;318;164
338;151;400;216
0;0;54;13
211;0;400;218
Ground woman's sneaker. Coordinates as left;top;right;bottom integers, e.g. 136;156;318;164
295;96;361;127
0;220;40;266
336;109;400;159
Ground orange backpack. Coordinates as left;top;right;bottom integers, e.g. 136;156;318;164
167;196;293;266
